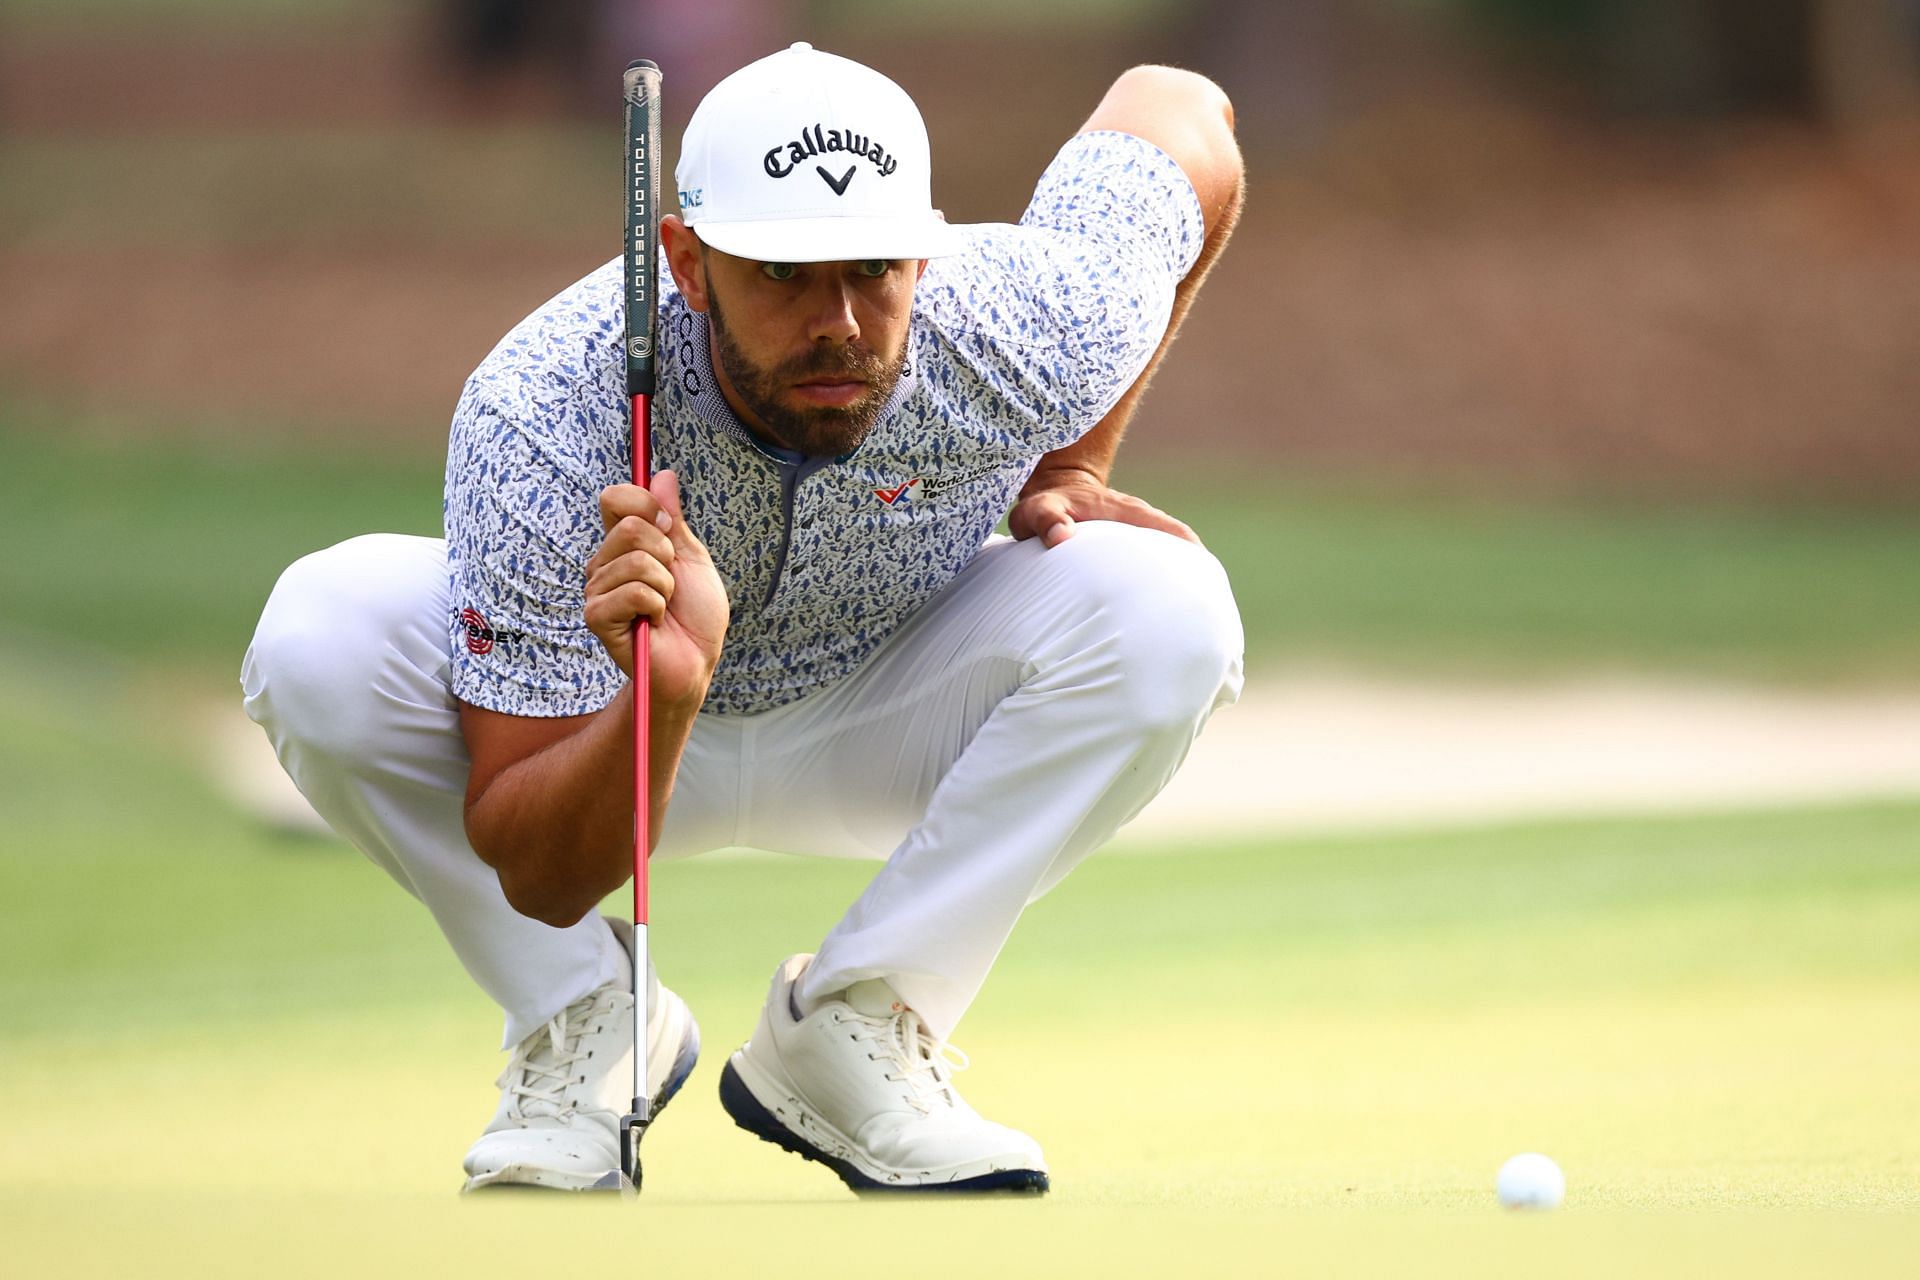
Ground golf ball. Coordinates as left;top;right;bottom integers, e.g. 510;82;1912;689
1496;1152;1565;1209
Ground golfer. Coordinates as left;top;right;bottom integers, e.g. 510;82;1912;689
245;41;1244;1193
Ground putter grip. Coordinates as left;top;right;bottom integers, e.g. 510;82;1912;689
623;59;664;402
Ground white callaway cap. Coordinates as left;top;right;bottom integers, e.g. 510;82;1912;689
675;42;964;263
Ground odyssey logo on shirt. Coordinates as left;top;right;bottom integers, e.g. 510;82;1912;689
459;607;521;656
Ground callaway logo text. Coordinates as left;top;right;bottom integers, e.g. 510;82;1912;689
764;124;900;185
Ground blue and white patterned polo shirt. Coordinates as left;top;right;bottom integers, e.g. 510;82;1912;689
447;130;1203;717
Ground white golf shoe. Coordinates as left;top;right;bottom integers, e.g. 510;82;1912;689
461;918;699;1192
718;954;1049;1193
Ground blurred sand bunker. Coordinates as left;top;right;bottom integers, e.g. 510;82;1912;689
1119;675;1920;845
209;677;1920;847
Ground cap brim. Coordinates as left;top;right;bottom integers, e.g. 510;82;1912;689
690;215;966;263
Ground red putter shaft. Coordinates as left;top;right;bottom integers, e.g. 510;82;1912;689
631;390;651;928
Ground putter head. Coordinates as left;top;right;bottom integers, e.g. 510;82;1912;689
597;1107;647;1195
589;1172;637;1195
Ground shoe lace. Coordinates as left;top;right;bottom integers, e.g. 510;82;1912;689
499;992;610;1121
846;1008;971;1116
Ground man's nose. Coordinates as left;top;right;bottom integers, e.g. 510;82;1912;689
804;276;859;345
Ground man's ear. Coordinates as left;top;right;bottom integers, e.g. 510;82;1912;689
914;259;929;283
662;216;708;312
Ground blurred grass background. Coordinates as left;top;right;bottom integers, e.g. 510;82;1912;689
6;412;1920;685
3;0;1919;1272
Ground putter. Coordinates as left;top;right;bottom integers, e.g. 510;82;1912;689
592;55;663;1197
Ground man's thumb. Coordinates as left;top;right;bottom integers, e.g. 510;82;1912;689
650;471;708;557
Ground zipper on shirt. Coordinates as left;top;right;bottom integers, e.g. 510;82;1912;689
761;450;837;609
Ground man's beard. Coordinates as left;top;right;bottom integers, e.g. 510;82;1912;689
706;287;906;458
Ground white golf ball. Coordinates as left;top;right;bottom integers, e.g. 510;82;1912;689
1496;1152;1565;1210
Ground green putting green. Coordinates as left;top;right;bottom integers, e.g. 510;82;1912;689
2;645;1916;1273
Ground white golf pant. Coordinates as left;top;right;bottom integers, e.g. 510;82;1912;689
242;523;1242;1046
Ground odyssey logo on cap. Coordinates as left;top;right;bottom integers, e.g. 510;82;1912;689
675;42;964;263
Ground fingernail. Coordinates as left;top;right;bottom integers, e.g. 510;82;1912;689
655;511;672;531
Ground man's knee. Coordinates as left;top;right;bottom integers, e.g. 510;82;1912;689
1052;522;1245;734
244;534;446;760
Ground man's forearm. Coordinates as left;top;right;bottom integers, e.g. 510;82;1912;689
465;681;704;928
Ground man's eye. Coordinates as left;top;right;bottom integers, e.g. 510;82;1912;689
762;262;798;281
856;260;891;278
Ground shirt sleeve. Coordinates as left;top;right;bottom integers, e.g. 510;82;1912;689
445;395;625;718
918;130;1206;448
1019;129;1207;285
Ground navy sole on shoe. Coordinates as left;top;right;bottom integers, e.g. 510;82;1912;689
650;1018;703;1121
718;1060;1050;1195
